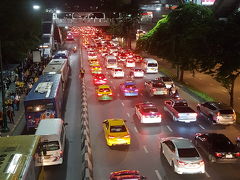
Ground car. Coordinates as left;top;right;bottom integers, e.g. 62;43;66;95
118;52;128;62
111;67;124;78
119;81;139;96
135;102;161;123
145;80;168;96
125;58;135;68
89;59;100;66
133;55;143;63
96;85;113;100
160;137;205;174
66;33;74;41
196;102;236;125
110;170;146;180
129;68;144;78
194;133;240;163
93;74;107;85
91;65;102;74
88;51;97;60
156;76;174;89
52;50;69;59
103;119;130;146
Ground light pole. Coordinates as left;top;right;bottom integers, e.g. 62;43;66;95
0;40;9;132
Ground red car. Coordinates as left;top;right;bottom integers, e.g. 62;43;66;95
93;74;107;85
110;170;146;180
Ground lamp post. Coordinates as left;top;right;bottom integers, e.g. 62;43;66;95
0;40;9;132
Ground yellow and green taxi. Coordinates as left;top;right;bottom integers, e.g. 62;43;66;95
91;64;102;74
103;119;131;146
89;59;100;66
96;85;113;100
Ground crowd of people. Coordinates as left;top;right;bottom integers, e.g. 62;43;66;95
0;58;47;129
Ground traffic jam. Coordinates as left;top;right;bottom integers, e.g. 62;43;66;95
68;26;240;179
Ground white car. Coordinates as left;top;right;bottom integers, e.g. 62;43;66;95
160;137;205;174
111;67;124;78
135;102;161;123
125;59;135;68
130;68;144;78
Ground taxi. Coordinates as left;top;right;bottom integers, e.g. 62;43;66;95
103;119;130;146
89;59;100;66
96;85;113;100
119;81;139;96
91;64;102;74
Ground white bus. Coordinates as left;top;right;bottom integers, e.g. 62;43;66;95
105;55;118;69
35;118;67;166
142;58;158;73
43;59;70;90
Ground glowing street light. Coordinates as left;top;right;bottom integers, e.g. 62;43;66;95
56;9;61;14
33;5;40;10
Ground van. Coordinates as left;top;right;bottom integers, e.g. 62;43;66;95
142;58;158;73
35;118;67;166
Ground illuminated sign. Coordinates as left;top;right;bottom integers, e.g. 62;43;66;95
202;0;215;5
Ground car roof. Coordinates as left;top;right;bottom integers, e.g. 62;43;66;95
107;119;125;126
98;85;110;88
207;102;233;110
171;138;195;149
139;102;155;107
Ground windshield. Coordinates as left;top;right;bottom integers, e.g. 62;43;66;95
219;110;234;114
107;59;117;64
99;88;110;92
148;63;157;67
115;69;122;72
42;141;60;151
142;107;158;113
125;85;136;89
161;77;172;82
178;148;200;158
174;102;188;107
110;125;127;133
26;103;54;113
53;54;67;59
153;83;165;88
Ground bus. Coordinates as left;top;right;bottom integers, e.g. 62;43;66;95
42;58;70;90
24;74;64;130
35;118;67;166
105;55;118;69
0;135;44;180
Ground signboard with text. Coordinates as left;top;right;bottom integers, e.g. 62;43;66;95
33;50;41;63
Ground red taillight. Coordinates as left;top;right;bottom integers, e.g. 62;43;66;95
217;112;221;119
199;160;204;165
104;78;107;81
108;135;115;139
215;152;223;157
193;113;198;117
108;92;112;96
28;115;32;119
235;152;240;157
177;160;187;166
124;134;130;138
60;150;63;157
152;88;156;91
134;89;139;92
97;93;102;96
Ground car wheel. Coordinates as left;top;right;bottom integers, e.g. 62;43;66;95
209;154;216;163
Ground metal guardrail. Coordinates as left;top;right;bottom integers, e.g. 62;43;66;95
54;18;112;27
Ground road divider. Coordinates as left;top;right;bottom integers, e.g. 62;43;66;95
80;78;94;180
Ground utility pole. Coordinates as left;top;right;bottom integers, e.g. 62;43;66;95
0;40;9;132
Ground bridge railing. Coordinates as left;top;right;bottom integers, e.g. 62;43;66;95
54;18;116;26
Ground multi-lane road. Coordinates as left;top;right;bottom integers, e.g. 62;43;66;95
80;45;240;179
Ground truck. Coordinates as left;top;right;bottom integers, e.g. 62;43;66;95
164;98;197;123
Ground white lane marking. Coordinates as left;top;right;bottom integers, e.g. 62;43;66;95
121;102;124;106
127;113;130;117
154;170;162;180
143;146;149;153
166;125;173;132
134;127;138;133
205;171;210;178
199;124;205;130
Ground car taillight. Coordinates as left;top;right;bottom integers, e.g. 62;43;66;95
28;115;32;119
124;90;128;92
152;88;156;91
124;134;130;138
215;152;223;157
104;78;107;81
109;92;112;95
217;112;221;119
97;93;102;96
193;113;198;117
199;160;204;165
108;135;115;139
234;152;240;157
134;89;138;92
177;160;187;166
60;150;63;157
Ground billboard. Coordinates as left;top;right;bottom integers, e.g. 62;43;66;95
32;50;41;63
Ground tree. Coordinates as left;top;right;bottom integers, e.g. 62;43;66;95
0;0;41;64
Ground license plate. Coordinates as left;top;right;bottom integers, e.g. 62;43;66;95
150;115;155;118
226;154;233;158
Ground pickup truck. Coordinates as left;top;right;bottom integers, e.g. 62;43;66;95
164;98;197;122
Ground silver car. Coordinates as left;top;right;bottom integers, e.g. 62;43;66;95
160;137;205;174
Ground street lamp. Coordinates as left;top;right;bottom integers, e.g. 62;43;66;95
33;5;40;10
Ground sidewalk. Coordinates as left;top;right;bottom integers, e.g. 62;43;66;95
132;41;240;113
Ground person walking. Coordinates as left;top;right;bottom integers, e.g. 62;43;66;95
7;105;14;124
14;93;20;111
